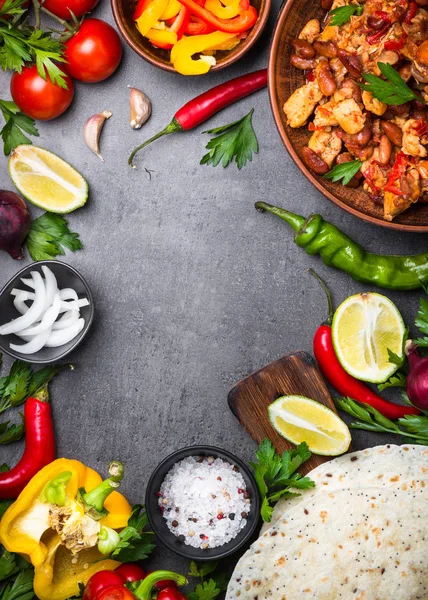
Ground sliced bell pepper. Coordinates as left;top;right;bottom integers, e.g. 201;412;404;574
204;0;241;20
136;0;170;37
176;0;258;33
160;0;181;20
170;31;239;74
384;34;407;51
134;0;151;20
150;6;188;49
185;15;215;34
385;151;408;194
0;458;132;600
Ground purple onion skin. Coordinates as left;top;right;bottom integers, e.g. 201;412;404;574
406;343;428;411
0;190;31;260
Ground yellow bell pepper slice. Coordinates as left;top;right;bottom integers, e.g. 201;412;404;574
160;0;181;20
136;0;170;37
170;31;239;75
204;0;241;20
148;28;178;45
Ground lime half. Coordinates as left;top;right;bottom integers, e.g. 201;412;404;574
268;395;351;456
9;145;88;213
332;292;405;384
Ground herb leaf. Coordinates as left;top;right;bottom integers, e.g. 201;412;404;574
250;439;314;522
378;372;407;391
0;565;34;600
329;4;363;27
359;62;423;106
111;505;156;563
0;99;38;156
201;109;258;170
188;580;221;600
25;213;83;262
0;415;24;444
324;160;363;185
414;295;428;347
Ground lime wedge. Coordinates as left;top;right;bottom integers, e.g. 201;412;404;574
332;292;405;384
268;395;351;456
9;145;88;213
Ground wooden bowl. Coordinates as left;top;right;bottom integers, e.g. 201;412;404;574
268;0;428;232
111;0;271;74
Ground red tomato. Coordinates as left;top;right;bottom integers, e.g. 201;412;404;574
115;564;145;583
146;570;178;590
10;65;74;121
83;571;125;600
41;0;99;19
95;586;135;600
158;587;187;600
64;19;122;83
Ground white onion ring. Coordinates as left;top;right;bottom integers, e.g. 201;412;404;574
0;271;46;335
52;310;79;330
11;289;35;300
10;328;52;354
60;288;78;301
20;293;61;336
42;266;58;311
21;277;35;289
45;318;85;347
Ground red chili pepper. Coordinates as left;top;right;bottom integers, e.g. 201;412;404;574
384;33;406;51
309;270;419;421
403;1;417;25
367;24;390;44
0;386;55;499
128;68;267;166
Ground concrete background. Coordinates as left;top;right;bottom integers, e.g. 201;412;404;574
0;0;425;581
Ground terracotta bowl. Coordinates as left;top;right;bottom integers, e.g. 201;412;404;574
268;0;428;232
111;0;271;74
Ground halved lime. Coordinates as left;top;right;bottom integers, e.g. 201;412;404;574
9;145;88;213
332;292;405;384
268;395;351;456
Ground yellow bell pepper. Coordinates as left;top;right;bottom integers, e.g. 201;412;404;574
204;0;241;20
0;458;132;600
170;31;239;75
160;0;181;20
136;0;170;37
148;28;178;46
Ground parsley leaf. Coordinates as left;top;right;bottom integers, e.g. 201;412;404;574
359;62;423;106
329;4;363;27
378;372;407;391
25;213;83;262
188;562;230;600
324;160;362;185
0;100;38;156
188;580;221;600
0;415;24;444
250;439;314;522
414;295;428;347
111;505;156;563
0;565;34;600
201;109;258;170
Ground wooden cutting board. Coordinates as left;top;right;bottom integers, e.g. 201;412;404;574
228;351;340;474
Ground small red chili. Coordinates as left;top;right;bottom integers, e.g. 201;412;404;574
0;386;56;499
309;270;419;421
384;34;406;51
367;24;390;44
403;1;417;25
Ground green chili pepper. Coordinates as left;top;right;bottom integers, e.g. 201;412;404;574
256;202;428;291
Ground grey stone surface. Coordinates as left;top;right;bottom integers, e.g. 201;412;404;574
0;0;424;579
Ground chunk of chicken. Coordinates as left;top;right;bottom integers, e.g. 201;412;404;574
402;119;427;157
308;130;342;167
298;19;320;43
332;99;366;134
283;82;323;128
313;100;339;128
362;91;387;116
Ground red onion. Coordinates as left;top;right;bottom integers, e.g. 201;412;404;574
0;190;31;260
405;340;428;411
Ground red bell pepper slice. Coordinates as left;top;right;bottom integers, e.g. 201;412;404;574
367;24;390;45
384;151;408;194
176;0;258;33
184;15;215;34
151;6;189;49
134;0;152;20
384;33;407;51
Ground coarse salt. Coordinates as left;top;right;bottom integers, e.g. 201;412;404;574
158;456;251;549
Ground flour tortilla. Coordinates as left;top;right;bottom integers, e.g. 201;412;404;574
260;444;428;534
227;487;428;600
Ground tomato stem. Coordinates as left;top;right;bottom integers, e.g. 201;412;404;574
133;571;187;600
39;5;75;31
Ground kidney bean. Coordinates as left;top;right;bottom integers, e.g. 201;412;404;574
302;147;330;175
378;135;392;165
337;49;363;78
417;41;428;66
345;176;362;188
380;120;403;146
290;39;316;59
316;60;336;96
389;102;411;116
313;40;337;58
355;145;374;161
416;0;428;5
336;152;354;164
398;63;413;82
339;121;372;148
367;16;389;30
340;77;362;103
412;109;428;121
370;194;384;206
321;0;333;9
290;55;317;70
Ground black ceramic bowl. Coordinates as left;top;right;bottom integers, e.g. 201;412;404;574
0;261;94;364
145;445;260;561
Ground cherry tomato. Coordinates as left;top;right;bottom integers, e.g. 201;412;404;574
115;564;146;583
64;19;122;83
158;587;187;600
95;586;135;600
41;0;99;19
146;570;178;590
83;571;125;600
10;65;74;121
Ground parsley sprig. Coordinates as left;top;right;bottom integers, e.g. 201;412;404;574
0;415;24;445
25;213;83;262
335;397;428;444
324;159;362;186
110;505;156;563
188;561;230;600
359;62;425;106
250;439;315;523
0;100;38;156
201;109;259;170
329;4;363;27
0;547;34;600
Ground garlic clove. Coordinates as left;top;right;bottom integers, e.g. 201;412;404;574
83;110;112;162
129;86;152;130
